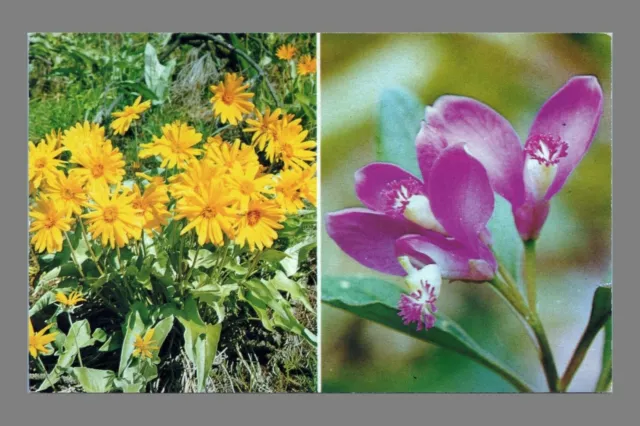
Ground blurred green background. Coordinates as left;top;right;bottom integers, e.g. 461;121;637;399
320;33;611;392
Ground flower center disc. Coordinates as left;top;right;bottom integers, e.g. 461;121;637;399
222;92;235;105
201;206;217;218
247;210;261;226
240;181;254;195
92;163;105;178
282;143;294;158
524;134;569;166
44;217;56;229
62;188;74;200
35;158;47;169
103;206;118;223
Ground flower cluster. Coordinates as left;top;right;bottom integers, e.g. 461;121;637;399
276;43;317;75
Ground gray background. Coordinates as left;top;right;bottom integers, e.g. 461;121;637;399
1;0;636;425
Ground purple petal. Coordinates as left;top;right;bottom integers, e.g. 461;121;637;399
415;121;448;188
512;199;551;241
527;76;604;200
428;144;495;251
354;163;424;212
422;95;526;206
396;234;496;281
325;208;424;276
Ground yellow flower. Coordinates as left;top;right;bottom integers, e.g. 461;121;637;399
29;197;74;253
297;55;317;76
130;180;171;236
55;290;86;308
110;96;151;136
205;138;259;174
209;73;255;125
61;121;106;158
244;108;282;150
275;168;306;214
82;184;143;249
264;115;302;163
227;162;275;210
68;139;126;190
276;44;297;60
299;163;317;206
175;180;238;246
139;121;203;169
168;158;225;200
235;199;285;252
132;328;159;360
29;318;58;358
43;171;87;217
269;120;316;170
45;129;63;150
29;138;64;190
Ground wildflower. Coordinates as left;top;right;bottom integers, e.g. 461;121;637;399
205;138;259;174
139;121;203;170
275;168;306;214
297;55;317;76
235;199;285;252
55;290;86;308
110;96;151;136
299;163;317;206
209;73;255;125
130;180;171;236
326;144;496;280
227;162;275;211
244;108;282;150
268;119;316;169
29;318;58;358
132;329;159;360
276;44;297;60
45;129;63;150
174;180;238;246
82;184;143;249
43;171;87;217
28;138;64;190
29;197;74;254
68;139;125;190
397;261;442;331
168;158;225;199
61;121;107;158
417;76;604;240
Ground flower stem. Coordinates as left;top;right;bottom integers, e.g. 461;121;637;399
524;239;537;311
67;312;83;368
79;219;104;275
35;356;56;392
116;246;125;275
64;232;85;279
185;245;200;283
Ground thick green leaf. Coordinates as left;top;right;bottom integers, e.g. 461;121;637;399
190;280;238;322
118;308;146;375
376;88;424;176
99;331;123;352
143;43;176;104
269;271;313;312
29;291;55;316
56;319;94;368
322;276;526;389
280;237;316;276
73;367;115;393
188;248;217;269
149;315;174;363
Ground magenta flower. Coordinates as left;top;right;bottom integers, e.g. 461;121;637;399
416;76;604;240
326;144;497;282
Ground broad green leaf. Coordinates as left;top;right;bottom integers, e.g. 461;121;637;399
188;248;217;269
144;43;176;105
149;315;174;363
269;271;313;312
56;319;94;368
376;87;424;176
281;236;316;276
261;249;290;264
322;276;527;390
99;331;123;352
118;308;146;375
73;367;115;393
29;291;55;316
190;281;238;321
176;298;222;392
487;195;522;285
35;263;78;292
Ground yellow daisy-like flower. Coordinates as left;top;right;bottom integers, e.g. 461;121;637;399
205;138;259;174
29;318;58;358
264;115;303;163
299;163;317;206
130;180;171;236
132;328;159;360
43;171;87;217
297;54;317;76
68;139;126;190
269;121;316;170
29;197;74;254
209;73;255;125
275;168;306;214
276;44;297;60
110;96;151;136
82;184;143;249
55;290;86;308
139;121;203;170
235;199;285;252
227;162;275;211
61;121;107;159
168;158;225;200
45;129;63;150
175;180;238;246
244;108;282;151
29;138;64;190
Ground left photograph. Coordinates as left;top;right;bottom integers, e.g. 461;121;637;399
28;32;318;393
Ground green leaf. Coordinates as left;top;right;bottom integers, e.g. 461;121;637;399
260;249;290;264
118;307;146;375
376;88;424;176
73;367;115;393
322;276;529;391
280;237;316;276
29;291;56;316
188;248;217;269
99;331;123;352
190;280;238;322
268;271;313;312
176;298;222;392
144;42;176;105
595;317;613;392
57;319;94;368
149;315;174;363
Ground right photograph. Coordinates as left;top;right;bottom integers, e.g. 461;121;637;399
320;33;611;393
